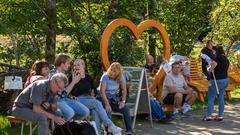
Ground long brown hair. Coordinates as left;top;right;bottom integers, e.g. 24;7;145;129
30;60;49;76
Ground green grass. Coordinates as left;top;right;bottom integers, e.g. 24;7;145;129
230;87;240;99
191;87;240;111
0;115;19;135
0;114;38;135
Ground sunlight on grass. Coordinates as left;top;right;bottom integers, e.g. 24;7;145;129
0;116;10;129
192;100;207;110
231;87;240;98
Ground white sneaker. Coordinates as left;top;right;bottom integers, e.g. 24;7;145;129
108;123;122;135
173;108;179;115
183;105;192;114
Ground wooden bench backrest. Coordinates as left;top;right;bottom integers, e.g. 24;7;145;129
189;59;205;81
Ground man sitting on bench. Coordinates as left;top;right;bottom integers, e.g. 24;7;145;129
11;73;67;135
162;61;197;117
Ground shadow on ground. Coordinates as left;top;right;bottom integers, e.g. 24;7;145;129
134;102;240;135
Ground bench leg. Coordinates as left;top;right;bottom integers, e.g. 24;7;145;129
226;91;232;100
199;92;205;102
21;122;24;135
29;122;32;135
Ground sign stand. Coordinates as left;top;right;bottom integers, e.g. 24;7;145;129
123;67;153;129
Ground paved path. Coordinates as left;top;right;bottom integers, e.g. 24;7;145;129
134;102;240;135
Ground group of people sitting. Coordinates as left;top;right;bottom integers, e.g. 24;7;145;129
11;53;134;135
11;39;230;135
144;54;197;119
145;39;230;122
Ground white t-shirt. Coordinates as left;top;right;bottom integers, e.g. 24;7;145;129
162;72;187;99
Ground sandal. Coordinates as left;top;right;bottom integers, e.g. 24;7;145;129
202;116;213;121
214;116;223;121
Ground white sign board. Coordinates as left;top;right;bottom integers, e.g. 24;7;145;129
123;67;152;128
4;76;23;90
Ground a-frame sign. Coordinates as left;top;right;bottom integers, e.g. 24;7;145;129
123;67;153;128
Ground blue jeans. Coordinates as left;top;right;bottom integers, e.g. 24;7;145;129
207;78;229;117
58;98;89;122
78;95;112;135
107;98;132;132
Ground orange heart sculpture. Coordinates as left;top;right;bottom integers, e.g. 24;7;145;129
100;18;171;102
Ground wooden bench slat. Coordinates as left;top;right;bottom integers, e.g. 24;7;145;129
188;59;235;102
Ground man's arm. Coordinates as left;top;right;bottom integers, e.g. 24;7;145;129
50;102;58;111
32;104;65;125
166;85;186;94
164;75;186;94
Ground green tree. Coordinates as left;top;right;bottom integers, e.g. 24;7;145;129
154;0;218;56
209;0;240;56
0;0;225;80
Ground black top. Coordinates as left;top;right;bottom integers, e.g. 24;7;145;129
144;64;158;73
69;74;97;97
210;54;229;80
201;47;215;72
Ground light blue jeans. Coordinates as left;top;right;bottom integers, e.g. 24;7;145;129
78;95;112;135
207;78;229;117
98;93;133;132
58;98;89;122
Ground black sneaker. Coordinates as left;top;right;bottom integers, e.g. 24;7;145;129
158;117;174;123
181;112;192;118
125;131;135;135
172;113;182;120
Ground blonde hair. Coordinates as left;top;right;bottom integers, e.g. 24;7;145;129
74;58;85;69
107;62;123;82
74;58;86;74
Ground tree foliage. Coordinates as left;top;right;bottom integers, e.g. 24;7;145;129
1;0;230;80
209;0;240;51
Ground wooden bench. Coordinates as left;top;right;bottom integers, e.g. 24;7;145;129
147;69;174;112
161;104;174;112
228;64;240;87
188;59;235;102
7;115;54;135
7;115;37;135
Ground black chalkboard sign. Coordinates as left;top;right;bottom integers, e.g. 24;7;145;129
123;67;152;128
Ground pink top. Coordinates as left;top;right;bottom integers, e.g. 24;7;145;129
24;75;44;88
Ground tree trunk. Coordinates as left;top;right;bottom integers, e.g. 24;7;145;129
226;40;235;57
9;34;19;67
45;0;56;65
107;0;118;19
149;35;156;58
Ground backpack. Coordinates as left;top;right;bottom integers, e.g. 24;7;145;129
53;121;97;135
150;99;166;121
